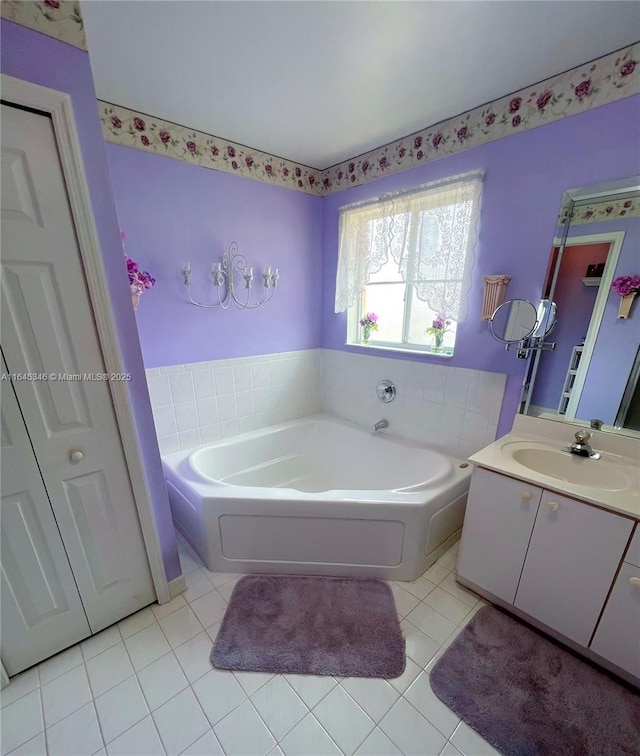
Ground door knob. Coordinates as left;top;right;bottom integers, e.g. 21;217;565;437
546;501;559;512
521;491;532;502
69;449;84;464
630;577;640;588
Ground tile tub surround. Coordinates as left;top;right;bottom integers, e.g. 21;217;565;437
147;348;505;459
0;534;498;756
322;350;506;461
147;350;322;454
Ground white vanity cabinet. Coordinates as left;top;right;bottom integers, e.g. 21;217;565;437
458;466;639;681
590;560;640;678
457;468;543;603
513;491;634;646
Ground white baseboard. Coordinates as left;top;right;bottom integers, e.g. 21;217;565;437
168;575;187;600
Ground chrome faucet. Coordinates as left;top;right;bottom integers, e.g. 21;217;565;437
373;419;388;432
562;430;600;459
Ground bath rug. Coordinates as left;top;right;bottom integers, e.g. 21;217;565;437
430;605;640;756
211;574;405;678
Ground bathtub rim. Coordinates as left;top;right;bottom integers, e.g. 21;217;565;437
162;413;472;505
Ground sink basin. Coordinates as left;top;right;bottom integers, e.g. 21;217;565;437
501;442;632;491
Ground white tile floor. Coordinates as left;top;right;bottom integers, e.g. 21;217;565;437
1;536;500;756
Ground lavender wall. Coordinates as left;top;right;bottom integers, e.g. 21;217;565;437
105;144;322;368
575;217;640;423
1;21;181;582
321;96;640;437
531;244;608;411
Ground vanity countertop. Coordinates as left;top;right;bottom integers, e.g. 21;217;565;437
469;417;640;520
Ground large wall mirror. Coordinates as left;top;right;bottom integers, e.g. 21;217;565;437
520;176;640;435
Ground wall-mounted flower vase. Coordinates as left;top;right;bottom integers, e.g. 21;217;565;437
131;292;141;311
618;292;636;319
612;275;640;319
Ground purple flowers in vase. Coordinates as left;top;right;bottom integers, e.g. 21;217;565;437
359;312;379;344
612;275;640;319
611;275;640;297
121;232;155;309
425;315;452;351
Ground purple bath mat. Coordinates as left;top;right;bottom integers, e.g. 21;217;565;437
211;575;405;678
430;605;640;756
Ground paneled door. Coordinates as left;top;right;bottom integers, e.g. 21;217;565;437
1;355;92;676
1;103;155;658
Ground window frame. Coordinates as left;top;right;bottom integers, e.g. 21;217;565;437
337;172;482;358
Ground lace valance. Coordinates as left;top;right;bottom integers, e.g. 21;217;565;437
334;172;483;321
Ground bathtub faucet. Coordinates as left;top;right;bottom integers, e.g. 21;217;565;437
373;419;388;432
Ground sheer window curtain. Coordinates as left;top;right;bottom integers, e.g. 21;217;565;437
334;171;483;322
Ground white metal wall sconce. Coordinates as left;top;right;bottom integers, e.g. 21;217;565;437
181;242;279;310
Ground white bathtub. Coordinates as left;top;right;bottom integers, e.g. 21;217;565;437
163;414;471;581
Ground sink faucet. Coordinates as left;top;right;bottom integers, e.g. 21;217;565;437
373;419;388;432
562;430;600;460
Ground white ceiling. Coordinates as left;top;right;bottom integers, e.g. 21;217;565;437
82;1;640;170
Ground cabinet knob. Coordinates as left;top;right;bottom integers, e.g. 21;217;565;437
521;491;532;502
630;577;640;588
69;449;84;464
546;501;560;512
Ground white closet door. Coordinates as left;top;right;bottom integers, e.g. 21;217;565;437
1;355;91;676
1;103;155;633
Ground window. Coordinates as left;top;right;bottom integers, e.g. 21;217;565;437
335;172;483;356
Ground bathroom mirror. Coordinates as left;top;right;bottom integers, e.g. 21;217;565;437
489;299;538;344
520;176;640;434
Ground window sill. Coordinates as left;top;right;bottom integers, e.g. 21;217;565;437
345;342;454;359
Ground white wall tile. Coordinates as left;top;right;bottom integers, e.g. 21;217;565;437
179;429;202;450
217;395;237;422
254;387;270;413
158;434;180;455
200;424;221;443
169;372;195;404
196;397;219;426
146;374;172;407
175;402;198;432
193;370;216;399
251;362;270;388
236;390;255;418
159;365;184;375
267;361;285;386
319;349;506;459
233;365;253;392
152;406;177;437
238;416;256;434
220;419;240;438
214;367;234;396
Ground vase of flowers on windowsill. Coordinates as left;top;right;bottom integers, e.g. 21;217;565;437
122;232;155;310
425;315;452;353
612;275;640;319
359;312;379;344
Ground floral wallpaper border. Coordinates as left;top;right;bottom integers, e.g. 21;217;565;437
99;103;323;196
321;43;640;195
99;42;639;196
559;196;640;226
1;0;86;50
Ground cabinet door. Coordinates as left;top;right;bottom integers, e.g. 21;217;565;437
457;468;542;603
1;357;91;676
515;491;633;646
590;562;640;679
1;104;155;632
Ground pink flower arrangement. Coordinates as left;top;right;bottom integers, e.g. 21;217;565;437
359;312;379;343
121;232;155;296
612;275;640;297
425;315;452;350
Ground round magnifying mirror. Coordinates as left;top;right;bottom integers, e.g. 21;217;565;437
489;299;538;344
